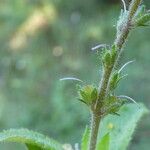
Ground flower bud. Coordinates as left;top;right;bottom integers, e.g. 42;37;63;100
102;96;125;116
78;85;98;105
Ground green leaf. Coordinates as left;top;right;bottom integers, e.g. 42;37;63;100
102;51;111;67
96;133;110;150
111;45;117;63
91;88;98;101
79;90;88;102
136;13;150;26
0;129;62;150
109;72;119;91
99;103;148;150
81;126;90;150
26;144;42;150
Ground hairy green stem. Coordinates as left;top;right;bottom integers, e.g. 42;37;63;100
98;66;114;103
128;0;142;19
88;0;142;150
89;113;101;150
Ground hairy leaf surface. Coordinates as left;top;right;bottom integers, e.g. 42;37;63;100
99;103;148;150
26;144;42;150
81;126;90;150
96;133;110;150
0;129;62;150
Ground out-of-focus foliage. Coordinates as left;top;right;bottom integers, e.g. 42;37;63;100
0;0;149;150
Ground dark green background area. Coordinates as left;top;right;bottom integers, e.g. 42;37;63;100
0;0;149;149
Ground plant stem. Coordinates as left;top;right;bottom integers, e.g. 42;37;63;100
89;113;101;150
88;0;142;150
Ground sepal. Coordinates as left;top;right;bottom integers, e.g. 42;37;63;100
78;85;98;106
101;95;126;116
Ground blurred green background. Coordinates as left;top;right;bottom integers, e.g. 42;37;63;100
0;0;150;149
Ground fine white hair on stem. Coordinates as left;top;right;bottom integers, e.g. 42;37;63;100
121;74;128;78
121;0;127;11
59;77;84;83
117;95;140;108
118;73;128;81
91;44;107;51
118;60;135;73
